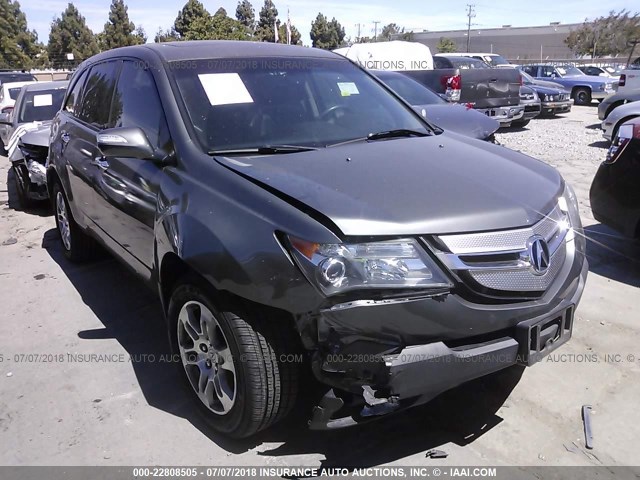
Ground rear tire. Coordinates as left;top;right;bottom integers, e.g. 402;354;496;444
168;281;300;438
52;182;98;262
573;88;592;106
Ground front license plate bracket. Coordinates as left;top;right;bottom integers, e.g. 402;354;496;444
516;306;574;366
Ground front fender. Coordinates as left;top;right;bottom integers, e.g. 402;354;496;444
154;165;337;316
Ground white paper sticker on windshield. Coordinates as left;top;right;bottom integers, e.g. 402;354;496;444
337;82;359;97
198;73;254;106
33;94;53;107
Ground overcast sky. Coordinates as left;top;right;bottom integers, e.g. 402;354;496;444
19;0;634;46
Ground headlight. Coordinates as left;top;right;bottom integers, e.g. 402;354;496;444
559;182;582;239
287;236;450;296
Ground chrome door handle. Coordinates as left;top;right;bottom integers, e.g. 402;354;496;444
91;157;109;170
61;132;70;143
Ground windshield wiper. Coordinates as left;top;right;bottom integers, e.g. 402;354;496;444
208;145;319;156
327;128;430;148
367;129;430;141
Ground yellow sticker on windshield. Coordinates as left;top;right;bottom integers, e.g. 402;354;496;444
337;82;359;97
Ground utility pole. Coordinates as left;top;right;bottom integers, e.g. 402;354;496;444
466;4;475;52
355;23;363;42
372;20;380;42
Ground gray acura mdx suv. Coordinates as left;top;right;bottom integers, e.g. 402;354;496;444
47;41;588;438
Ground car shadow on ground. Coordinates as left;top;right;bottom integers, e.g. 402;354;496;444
588;140;610;149
5;166;51;217
43;227;525;465
583;224;640;288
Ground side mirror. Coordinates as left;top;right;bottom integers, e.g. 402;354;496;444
0;112;10;125
97;127;155;159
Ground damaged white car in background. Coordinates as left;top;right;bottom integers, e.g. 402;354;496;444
0;80;68;208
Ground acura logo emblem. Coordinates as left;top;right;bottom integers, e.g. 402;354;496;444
526;236;550;275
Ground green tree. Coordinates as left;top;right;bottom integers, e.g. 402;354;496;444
437;37;457;53
100;0;145;50
48;3;99;69
154;27;179;43
235;0;255;37
178;8;247;41
310;13;345;49
0;0;42;69
565;10;640;57
278;22;302;45
174;0;210;39
379;23;402;41
255;0;278;42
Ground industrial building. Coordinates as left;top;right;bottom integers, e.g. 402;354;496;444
394;23;581;61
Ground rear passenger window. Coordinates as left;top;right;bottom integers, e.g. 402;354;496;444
110;61;171;152
79;61;120;128
64;69;88;116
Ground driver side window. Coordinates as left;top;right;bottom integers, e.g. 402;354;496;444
110;61;172;154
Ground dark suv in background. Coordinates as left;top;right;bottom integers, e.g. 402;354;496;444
48;41;587;438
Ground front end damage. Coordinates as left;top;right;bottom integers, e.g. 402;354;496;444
12;142;49;201
301;201;588;430
9;127;51;203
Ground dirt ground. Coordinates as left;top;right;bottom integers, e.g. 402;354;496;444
0;105;639;468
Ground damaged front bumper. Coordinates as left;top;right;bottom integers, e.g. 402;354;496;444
12;158;49;201
307;248;588;430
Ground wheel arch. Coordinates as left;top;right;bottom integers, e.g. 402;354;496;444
571;85;592;96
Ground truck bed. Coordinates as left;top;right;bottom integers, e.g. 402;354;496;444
401;68;521;109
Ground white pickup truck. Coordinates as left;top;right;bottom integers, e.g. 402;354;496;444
617;57;640;93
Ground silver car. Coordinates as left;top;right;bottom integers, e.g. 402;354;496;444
601;100;640;141
0;80;68;146
598;89;640;120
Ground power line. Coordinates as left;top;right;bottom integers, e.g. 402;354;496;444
466;4;476;52
355;23;363;42
372;20;380;42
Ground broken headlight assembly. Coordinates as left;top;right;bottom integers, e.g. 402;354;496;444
287;236;451;296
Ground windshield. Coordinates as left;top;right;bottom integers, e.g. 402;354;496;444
0;73;36;84
8;87;22;100
557;66;584;76
373;72;445;106
449;57;489;69
520;71;534;85
18;88;67;123
480;55;509;66
171;57;430;152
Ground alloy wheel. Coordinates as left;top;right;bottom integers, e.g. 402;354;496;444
177;301;236;415
56;191;71;251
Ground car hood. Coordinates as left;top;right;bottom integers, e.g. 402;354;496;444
19;122;52;147
215;135;562;236
532;79;568;90
414;104;499;140
528;84;565;96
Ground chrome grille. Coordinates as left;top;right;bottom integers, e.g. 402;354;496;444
432;204;570;296
468;241;566;291
439;205;564;254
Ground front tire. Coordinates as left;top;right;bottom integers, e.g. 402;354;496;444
12;165;35;210
573;88;592;106
52;182;97;262
168;282;300;438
